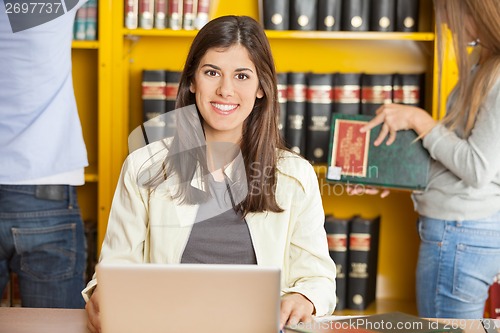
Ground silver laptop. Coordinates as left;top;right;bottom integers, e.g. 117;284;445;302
96;263;281;333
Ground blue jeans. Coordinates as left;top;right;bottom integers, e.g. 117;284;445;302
416;214;500;318
0;185;86;308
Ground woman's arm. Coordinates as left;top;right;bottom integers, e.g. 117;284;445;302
282;162;337;318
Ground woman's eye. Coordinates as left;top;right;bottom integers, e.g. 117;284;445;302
205;70;219;77
236;73;249;80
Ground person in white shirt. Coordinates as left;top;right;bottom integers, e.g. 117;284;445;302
0;1;88;308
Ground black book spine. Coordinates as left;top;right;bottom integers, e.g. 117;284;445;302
360;74;393;116
285;72;307;156
333;73;361;115
341;0;370;31
165;70;181;112
305;73;333;163
370;0;395;32
277;73;288;141
262;0;289;30
392;73;424;108
347;215;380;310
142;70;167;122
324;215;350;311
396;0;419;32
317;0;342;31
290;0;318;31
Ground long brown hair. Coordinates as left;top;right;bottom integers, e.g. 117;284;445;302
435;0;500;137
171;15;286;215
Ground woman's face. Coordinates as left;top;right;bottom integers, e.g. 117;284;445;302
190;44;264;143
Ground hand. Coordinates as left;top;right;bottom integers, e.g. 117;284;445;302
279;293;314;329
346;185;390;198
85;287;101;333
360;104;436;146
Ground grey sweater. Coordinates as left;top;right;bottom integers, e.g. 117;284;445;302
413;73;500;221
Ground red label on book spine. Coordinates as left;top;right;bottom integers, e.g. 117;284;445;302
327;234;348;252
165;84;178;101
307;85;333;104
277;84;288;103
287;85;307;102
334;85;361;103
393;85;420;104
361;86;392;104
350;233;371;251
142;82;167;99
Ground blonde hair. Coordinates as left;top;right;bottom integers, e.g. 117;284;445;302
435;0;500;137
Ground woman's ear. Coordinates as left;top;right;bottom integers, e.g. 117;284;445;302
189;81;196;94
256;87;264;99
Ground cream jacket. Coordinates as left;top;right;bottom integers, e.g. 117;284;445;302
82;141;337;315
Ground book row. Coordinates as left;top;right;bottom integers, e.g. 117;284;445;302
262;0;420;32
124;0;211;30
324;214;380;311
74;0;97;41
141;70;424;164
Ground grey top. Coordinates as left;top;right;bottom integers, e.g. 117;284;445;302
413;69;500;221
181;174;257;264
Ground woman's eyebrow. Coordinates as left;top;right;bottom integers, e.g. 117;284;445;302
201;63;254;73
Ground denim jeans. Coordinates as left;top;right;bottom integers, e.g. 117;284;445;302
416;213;500;318
0;185;86;308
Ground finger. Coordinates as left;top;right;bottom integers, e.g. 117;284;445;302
386;130;397;145
279;303;292;329
286;312;302;327
360;113;385;133
346;185;364;196
381;190;390;198
373;123;390;146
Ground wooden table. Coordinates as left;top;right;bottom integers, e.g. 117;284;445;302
0;307;89;333
0;307;498;333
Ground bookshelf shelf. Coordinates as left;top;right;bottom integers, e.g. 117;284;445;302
84;165;99;182
122;29;434;41
265;31;435;42
123;28;199;37
71;40;100;49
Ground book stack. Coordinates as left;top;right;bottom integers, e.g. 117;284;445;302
325;214;380;311
278;72;425;164
73;0;98;40
260;0;420;32
141;69;182;144
125;0;211;30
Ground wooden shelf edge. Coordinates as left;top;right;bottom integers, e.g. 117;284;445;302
84;173;98;183
72;40;99;49
265;31;435;41
122;29;434;41
123;28;199;37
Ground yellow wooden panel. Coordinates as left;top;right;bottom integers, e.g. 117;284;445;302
77;182;98;223
72;49;98;172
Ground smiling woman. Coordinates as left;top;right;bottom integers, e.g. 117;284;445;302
83;15;337;333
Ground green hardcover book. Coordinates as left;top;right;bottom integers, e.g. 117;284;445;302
326;114;430;191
